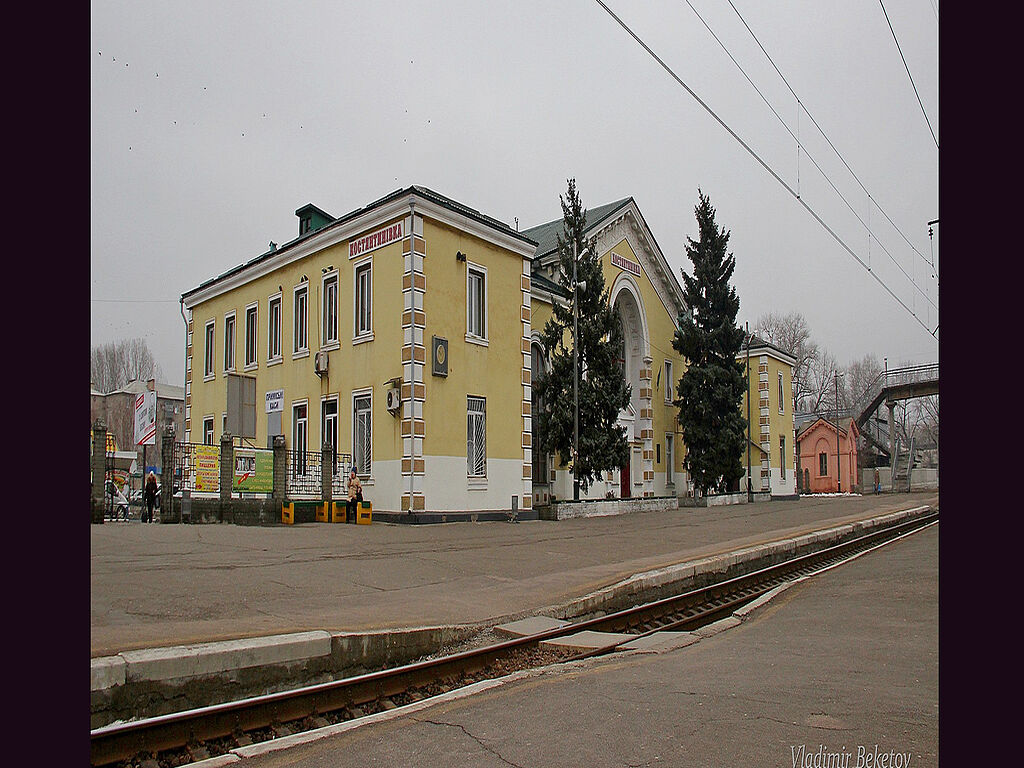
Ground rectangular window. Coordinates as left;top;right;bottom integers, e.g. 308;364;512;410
292;403;308;475
268;294;282;361
203;416;214;446
322;273;338;346
293;285;308;353
224;313;235;371
353;393;372;477
245;304;258;367
204;320;215;378
467;396;486;476
664;360;674;404
819;452;828;477
467;266;486;339
665;433;674;483
354;261;372;338
778;372;785;413
321;396;338;472
780;436;786;480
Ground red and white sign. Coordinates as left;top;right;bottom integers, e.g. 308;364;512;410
611;251;641;278
350;221;405;259
135;391;157;446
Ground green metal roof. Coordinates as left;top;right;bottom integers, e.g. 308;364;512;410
183;186;537;302
521;197;633;260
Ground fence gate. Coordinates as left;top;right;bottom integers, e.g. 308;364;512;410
103;450;117;518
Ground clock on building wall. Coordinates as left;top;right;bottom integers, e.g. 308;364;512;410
432;336;448;377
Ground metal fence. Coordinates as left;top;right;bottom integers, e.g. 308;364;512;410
286;449;321;499
172;441;220;495
332;452;354;498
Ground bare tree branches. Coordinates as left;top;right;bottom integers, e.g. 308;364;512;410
90;338;163;393
754;311;817;411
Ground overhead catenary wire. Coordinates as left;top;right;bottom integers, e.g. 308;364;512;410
878;0;939;149
683;0;936;312
591;0;936;339
723;0;937;279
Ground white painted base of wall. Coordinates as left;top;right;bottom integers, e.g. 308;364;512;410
422;456;526;511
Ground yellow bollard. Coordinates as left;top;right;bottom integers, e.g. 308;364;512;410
315;502;329;522
331;501;346;523
356;501;372;525
281;502;295;525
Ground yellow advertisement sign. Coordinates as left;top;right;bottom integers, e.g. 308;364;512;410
195;445;220;492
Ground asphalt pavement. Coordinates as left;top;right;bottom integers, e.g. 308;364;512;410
231;517;939;768
91;492;937;657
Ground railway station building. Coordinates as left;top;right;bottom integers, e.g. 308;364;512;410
181;185;729;515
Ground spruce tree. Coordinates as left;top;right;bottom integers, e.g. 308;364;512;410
534;179;631;496
672;190;747;496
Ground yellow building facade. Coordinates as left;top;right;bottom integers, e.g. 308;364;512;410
183;186;785;513
524;198;690;504
738;336;798;498
183;187;537;514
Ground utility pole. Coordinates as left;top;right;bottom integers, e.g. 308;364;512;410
835;371;841;493
746;323;751;502
572;237;580;502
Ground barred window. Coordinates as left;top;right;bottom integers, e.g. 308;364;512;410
665;433;674;483
780;436;786;480
467;396;486;477
353;394;372;477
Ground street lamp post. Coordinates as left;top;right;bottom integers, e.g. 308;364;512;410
572;238;580;502
746;323;751;502
835;371;842;493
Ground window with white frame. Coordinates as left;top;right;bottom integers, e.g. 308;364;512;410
293;285;308;354
467;266;486;340
778;372;785;413
321;395;338;470
203;416;214;445
268;294;282;361
354;261;372;339
353;393;372;477
292;402;308;475
224;312;235;371
204;320;215;378
245;304;258;367
467;396;486;477
322;273;338;347
780;436;786;480
665;433;674;483
664;360;673;404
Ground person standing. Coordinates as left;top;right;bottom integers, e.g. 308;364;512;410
144;471;159;523
346;467;363;523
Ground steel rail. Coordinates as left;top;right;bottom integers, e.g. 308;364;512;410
91;509;937;766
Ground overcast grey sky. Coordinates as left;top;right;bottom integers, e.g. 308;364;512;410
91;0;938;387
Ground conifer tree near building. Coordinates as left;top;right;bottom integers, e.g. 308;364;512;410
672;190;747;496
533;179;631;496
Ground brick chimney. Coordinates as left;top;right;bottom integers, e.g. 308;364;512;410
147;378;156;392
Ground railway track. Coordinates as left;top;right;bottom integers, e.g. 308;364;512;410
91;510;938;767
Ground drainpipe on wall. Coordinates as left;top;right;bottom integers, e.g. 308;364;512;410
180;297;188;523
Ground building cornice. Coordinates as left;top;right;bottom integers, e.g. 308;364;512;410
184;189;536;309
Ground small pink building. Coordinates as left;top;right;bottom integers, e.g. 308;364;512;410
796;417;860;494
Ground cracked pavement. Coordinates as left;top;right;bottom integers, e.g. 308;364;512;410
232;521;938;767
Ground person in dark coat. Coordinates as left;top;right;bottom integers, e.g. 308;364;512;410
144;471;159;523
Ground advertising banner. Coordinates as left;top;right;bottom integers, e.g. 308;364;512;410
135;391;157;446
234;449;274;493
194;445;220;492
